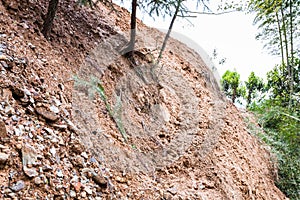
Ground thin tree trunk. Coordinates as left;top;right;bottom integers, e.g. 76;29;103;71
129;0;137;53
289;0;294;105
42;0;59;39
280;6;289;67
289;0;294;64
280;5;292;104
276;12;285;66
247;89;253;106
232;87;237;103
156;0;182;64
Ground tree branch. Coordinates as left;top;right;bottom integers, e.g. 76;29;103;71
187;10;237;15
177;15;197;18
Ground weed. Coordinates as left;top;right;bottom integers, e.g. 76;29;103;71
74;75;128;142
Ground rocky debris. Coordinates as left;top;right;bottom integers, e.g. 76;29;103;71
10;85;24;100
0;54;7;61
0;152;9;164
21;144;39;166
10;180;25;192
92;173;108;188
0;70;114;198
23;166;39;178
0;54;114;200
35;106;59;122
33;176;43;185
0;0;287;199
0;119;8;139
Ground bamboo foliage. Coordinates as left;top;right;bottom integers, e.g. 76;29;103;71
248;0;300;106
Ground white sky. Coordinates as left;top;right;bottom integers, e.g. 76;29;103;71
114;1;281;81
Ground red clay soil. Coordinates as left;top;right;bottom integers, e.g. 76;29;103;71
0;0;288;199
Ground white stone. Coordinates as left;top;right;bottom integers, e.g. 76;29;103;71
70;190;76;198
0;152;9;163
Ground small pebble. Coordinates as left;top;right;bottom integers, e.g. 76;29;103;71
10;180;25;192
49;105;59;113
50;146;56;157
0;152;9;164
34;176;43;185
81;191;87;198
23;166;39;177
84;186;93;195
81;152;88;159
70;190;76;198
57;169;64;178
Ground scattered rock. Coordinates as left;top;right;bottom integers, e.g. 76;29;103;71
167;186;177;195
0;54;7;61
13;125;24;136
70;190;76;198
10;85;24;100
49;105;59;113
115;176;127;183
34;176;43;185
198;182;205;190
28;43;35;49
10;180;25;192
163;191;172;200
49;146;56;157
1;88;12;102
35;106;59;122
42;165;53;172
73;155;85;168
7;192;17;199
0;119;8;139
53;98;62;107
0;60;9;69
92;173;107;188
0;144;9;150
23;88;31;96
50;123;67;129
62;116;80;134
0;0;288;199
0;152;9;164
26;105;35;114
23;166;38;177
22;144;38;166
56;169;64;178
11;115;20;122
2;188;12;194
70;140;85;154
84;186;93;195
81;191;87;198
4;105;14;115
15;142;22;150
73;181;82;192
81;151;88;159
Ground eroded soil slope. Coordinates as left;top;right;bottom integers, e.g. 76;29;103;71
0;0;287;199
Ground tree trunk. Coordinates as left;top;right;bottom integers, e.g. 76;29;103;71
42;0;59;39
280;5;292;105
156;0;182;64
276;12;285;66
232;87;236;103
280;6;289;67
129;0;137;53
289;0;294;105
247;89;253;106
289;0;294;65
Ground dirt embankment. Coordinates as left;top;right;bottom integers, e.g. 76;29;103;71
0;0;287;199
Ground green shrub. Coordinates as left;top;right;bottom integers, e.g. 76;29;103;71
250;102;300;199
